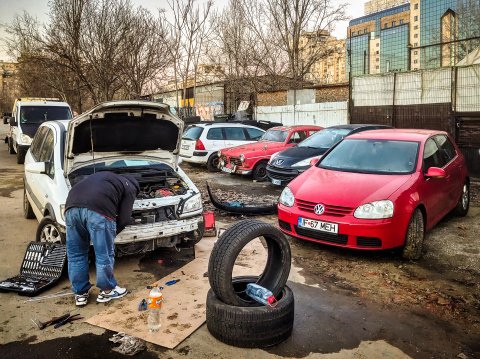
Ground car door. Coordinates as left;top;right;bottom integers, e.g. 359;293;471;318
224;127;248;148
205;127;226;152
434;134;461;209
30;127;56;215
421;137;448;226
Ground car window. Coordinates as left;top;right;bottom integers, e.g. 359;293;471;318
246;128;264;140
183;126;203;140
423;138;447;170
300;128;351;148
435;135;456;164
261;129;289;142
288;131;307;144
206;128;224;140
320;139;419;174
19;106;71;124
225;127;247;141
30;126;48;161
37;128;55;178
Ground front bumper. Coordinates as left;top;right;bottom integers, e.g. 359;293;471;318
220;164;252;175
277;204;410;250
266;165;302;185
115;216;201;244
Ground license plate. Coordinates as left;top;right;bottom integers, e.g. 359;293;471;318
181;144;189;150
221;166;233;173
298;217;338;234
272;179;281;185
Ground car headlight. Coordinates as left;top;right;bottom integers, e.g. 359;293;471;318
239;154;245;163
60;204;66;221
279;187;295;207
269;151;281;164
292;156;319;168
354;200;394;219
20;134;32;145
182;194;202;213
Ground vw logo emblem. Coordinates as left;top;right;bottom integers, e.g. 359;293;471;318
274;159;284;166
314;204;325;215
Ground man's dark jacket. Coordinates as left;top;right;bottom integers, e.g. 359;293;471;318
66;171;140;233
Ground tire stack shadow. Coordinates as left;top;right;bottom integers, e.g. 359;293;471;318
205;219;294;348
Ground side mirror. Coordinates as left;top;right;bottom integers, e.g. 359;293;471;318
425;167;446;179
309;157;320;166
25;162;46;174
9;117;17;126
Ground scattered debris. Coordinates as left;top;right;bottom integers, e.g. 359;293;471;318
109;332;146;356
165;279;180;286
138;299;147;311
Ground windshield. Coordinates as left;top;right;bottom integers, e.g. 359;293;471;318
20;106;72;124
299;128;352;149
319;139;419;174
261;129;288;142
183;125;203;140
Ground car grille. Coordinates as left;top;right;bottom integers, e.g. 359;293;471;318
295;199;354;217
357;237;382;248
294;225;348;244
267;165;299;181
278;220;292;232
229;157;242;166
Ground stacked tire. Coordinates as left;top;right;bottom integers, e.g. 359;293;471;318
206;219;294;348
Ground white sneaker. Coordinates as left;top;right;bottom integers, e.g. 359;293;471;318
97;286;128;303
75;292;89;307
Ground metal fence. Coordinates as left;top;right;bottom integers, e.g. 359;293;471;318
350;63;480;177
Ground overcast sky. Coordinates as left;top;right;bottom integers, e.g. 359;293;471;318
0;0;366;61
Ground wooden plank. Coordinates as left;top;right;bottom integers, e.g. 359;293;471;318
86;228;267;349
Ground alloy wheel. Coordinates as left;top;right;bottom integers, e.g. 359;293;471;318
40;224;62;243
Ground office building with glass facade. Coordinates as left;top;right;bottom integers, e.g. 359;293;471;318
347;0;480;76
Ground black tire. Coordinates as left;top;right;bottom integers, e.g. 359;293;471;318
252;161;268;182
23;186;35;219
207;154;220;172
206;276;294;348
36;216;65;244
453;181;469;217
402;208;425;260
179;217;205;248
17;147;26;164
208;219;291;306
8;137;15;154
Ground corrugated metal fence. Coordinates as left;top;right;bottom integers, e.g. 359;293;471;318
351;63;480;177
255;102;348;127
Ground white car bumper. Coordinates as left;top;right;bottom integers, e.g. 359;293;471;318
115;216;200;244
180;153;210;164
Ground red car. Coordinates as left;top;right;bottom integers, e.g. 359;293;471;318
277;129;470;259
218;125;322;181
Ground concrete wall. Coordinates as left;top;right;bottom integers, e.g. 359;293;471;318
255;101;348;127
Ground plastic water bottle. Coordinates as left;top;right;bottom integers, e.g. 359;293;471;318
246;283;276;306
147;287;163;332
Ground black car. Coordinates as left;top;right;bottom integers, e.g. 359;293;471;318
266;124;391;186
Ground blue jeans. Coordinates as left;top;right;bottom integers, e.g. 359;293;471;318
66;208;117;294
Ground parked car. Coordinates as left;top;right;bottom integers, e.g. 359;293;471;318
219;125;322;181
179;123;265;172
267;124;391;186
23;101;204;255
277;129;470;259
4;98;72;164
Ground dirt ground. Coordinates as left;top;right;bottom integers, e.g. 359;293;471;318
0;128;479;358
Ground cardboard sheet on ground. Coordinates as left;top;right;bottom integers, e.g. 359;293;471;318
86;229;267;349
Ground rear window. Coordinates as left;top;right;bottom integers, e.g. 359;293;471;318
20;106;71;124
183;126;203;140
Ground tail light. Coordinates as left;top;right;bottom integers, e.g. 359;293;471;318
195;139;205;150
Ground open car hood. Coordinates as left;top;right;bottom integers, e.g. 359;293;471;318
65;101;183;174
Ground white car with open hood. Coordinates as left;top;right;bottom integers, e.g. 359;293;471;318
23;101;204;255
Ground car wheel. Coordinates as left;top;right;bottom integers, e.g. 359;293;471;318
23;187;35;219
17;147;26;164
208;219;291;306
206;276;294;348
453;181;469;217
207;154;220;172
252;161;268;182
36;216;65;244
8;137;15;154
179;217;205;248
402;208;425;260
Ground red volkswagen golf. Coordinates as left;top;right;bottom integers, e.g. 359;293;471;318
277;129;470;259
